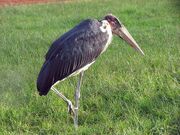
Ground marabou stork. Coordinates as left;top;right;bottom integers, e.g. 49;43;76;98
37;14;144;127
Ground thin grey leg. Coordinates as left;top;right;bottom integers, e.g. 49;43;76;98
51;86;74;115
74;71;84;128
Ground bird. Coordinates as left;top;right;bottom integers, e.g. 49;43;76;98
37;14;144;128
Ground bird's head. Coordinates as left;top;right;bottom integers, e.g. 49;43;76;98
104;14;144;55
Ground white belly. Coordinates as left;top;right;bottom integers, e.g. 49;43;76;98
53;61;95;86
70;61;95;76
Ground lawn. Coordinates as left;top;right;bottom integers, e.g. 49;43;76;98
0;0;179;134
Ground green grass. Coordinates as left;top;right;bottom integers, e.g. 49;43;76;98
0;0;180;134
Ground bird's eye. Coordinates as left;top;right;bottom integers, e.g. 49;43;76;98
103;25;107;29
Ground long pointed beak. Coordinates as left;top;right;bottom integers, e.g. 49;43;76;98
118;25;144;55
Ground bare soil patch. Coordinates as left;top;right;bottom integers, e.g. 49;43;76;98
0;0;68;6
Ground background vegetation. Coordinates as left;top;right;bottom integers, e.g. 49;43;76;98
0;0;179;134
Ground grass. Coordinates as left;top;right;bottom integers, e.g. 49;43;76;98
0;0;180;134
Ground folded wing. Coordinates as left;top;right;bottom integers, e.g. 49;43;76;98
37;19;109;95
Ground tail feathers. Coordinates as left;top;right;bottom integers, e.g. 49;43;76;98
37;61;55;96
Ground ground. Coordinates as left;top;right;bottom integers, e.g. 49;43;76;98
0;0;66;6
0;0;179;134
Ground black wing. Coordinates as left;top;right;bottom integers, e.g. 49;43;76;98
37;19;109;95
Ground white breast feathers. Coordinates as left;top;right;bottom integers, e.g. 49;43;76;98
99;20;113;54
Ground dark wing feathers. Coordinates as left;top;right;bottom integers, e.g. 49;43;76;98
37;19;108;95
45;19;96;60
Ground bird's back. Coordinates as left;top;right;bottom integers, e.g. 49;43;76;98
37;19;109;96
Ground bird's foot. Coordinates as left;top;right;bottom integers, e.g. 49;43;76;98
67;99;75;116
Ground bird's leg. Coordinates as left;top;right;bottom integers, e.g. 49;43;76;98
51;86;75;115
74;71;84;128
